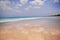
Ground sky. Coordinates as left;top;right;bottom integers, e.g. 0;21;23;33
0;0;60;17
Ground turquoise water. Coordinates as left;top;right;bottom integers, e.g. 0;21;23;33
0;16;60;22
0;16;40;21
0;18;20;21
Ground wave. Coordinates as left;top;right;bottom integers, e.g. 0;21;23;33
0;17;59;23
0;17;41;23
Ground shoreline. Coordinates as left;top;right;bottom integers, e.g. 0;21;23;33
0;17;60;23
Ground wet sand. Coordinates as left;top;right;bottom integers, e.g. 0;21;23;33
0;18;60;40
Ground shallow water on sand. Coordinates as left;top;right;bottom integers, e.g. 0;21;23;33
0;17;60;40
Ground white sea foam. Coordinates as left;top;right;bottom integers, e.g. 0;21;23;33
0;17;41;23
0;17;59;23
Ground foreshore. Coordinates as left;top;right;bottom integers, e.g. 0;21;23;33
0;18;60;40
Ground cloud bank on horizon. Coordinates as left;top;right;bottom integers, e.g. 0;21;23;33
0;0;60;17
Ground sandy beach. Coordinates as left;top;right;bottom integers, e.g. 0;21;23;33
0;18;60;40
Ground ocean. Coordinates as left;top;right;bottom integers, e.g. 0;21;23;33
0;16;60;23
0;16;43;22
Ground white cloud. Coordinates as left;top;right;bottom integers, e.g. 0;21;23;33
25;0;46;11
15;10;20;13
53;0;59;3
14;0;28;9
30;0;46;7
51;0;59;3
0;0;21;13
0;1;11;10
25;5;32;11
15;4;22;9
16;4;22;7
20;0;28;5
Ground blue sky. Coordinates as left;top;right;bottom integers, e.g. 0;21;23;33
0;0;60;17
